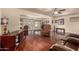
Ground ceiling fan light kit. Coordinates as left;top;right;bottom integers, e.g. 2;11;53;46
54;11;59;14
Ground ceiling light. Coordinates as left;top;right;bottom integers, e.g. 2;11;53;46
54;11;58;14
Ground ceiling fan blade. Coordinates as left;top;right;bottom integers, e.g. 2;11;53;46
59;9;66;11
51;8;56;15
58;11;62;14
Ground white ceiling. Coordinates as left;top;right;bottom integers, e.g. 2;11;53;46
22;8;79;17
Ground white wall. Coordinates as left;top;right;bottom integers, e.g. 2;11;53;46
2;8;21;33
54;16;69;33
54;14;79;34
68;14;79;34
1;8;50;34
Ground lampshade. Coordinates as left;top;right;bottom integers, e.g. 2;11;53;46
1;18;8;24
3;18;8;24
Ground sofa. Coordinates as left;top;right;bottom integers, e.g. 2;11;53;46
49;33;79;51
67;33;79;39
63;33;79;51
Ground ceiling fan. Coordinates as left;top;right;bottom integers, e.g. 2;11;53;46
53;8;66;14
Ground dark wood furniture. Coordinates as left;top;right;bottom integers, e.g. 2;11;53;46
0;30;26;51
41;24;51;37
1;36;16;51
23;25;28;36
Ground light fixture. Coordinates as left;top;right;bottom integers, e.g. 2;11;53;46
3;18;8;24
54;11;58;14
1;17;8;25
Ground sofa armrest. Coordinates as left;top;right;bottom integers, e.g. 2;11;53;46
50;44;75;51
60;38;68;45
67;33;79;39
66;37;79;46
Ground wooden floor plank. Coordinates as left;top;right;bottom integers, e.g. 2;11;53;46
16;35;55;51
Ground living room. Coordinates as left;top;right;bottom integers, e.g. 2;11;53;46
0;8;79;51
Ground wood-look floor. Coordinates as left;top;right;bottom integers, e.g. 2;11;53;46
16;35;56;51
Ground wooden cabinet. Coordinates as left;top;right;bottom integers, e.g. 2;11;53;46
0;30;26;51
1;36;16;51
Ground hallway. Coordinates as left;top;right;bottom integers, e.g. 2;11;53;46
16;35;55;51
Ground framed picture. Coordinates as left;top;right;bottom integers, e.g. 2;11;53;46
56;28;65;35
58;18;64;25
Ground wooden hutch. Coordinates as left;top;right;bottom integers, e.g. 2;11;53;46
0;30;27;51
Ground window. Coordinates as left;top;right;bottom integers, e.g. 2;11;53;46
35;22;39;27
